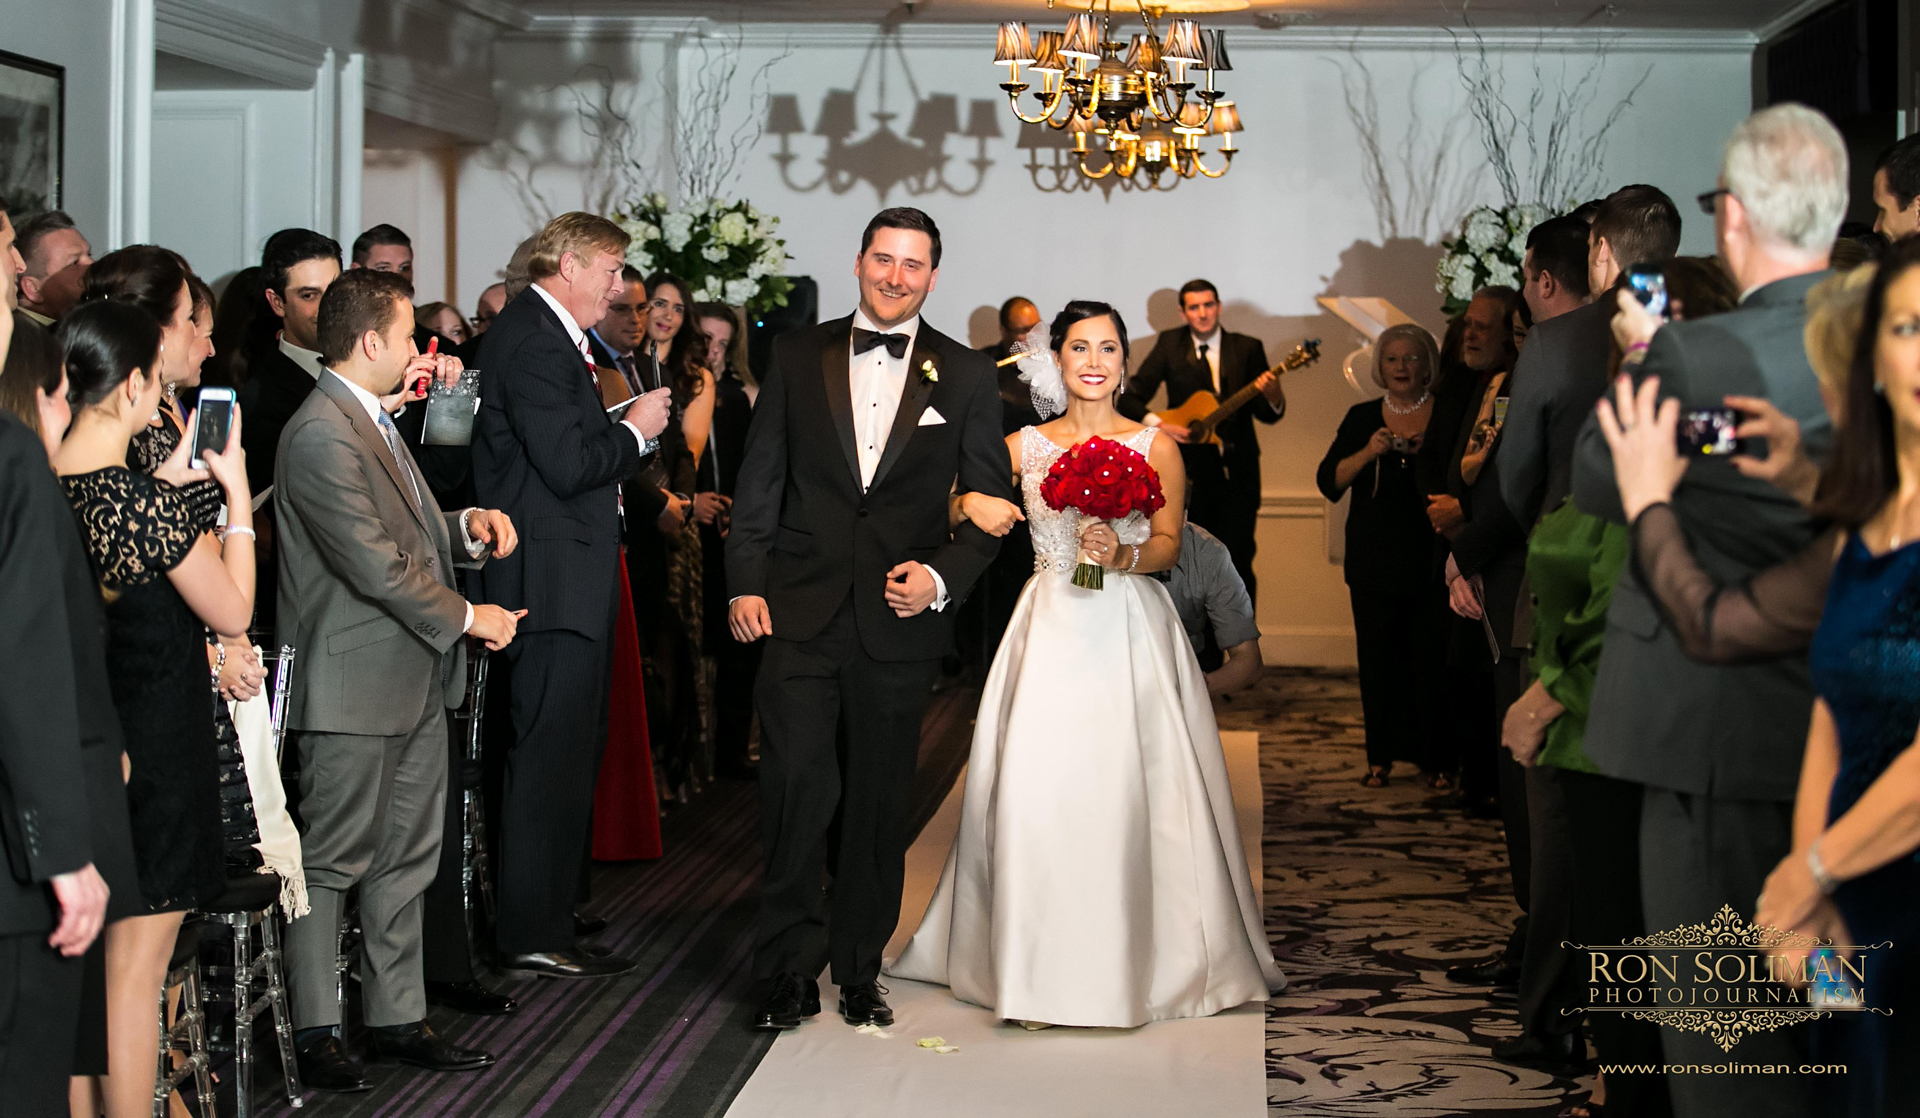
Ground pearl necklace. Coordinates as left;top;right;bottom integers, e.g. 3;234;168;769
1382;391;1431;416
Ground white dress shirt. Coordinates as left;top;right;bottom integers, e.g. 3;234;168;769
848;309;947;610
280;336;327;381
530;281;654;455
329;370;477;635
1190;327;1223;394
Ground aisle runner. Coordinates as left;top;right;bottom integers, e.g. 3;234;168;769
725;732;1267;1118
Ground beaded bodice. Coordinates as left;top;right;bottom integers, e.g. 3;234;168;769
1019;425;1157;574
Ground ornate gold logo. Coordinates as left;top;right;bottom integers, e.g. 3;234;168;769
1566;905;1893;1052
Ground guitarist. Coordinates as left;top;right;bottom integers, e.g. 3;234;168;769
1118;279;1287;605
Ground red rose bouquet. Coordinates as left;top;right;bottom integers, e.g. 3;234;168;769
1039;435;1168;590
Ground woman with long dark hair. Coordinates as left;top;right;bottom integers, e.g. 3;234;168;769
638;273;717;794
54;300;255;1118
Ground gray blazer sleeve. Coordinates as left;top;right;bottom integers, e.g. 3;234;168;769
1498;338;1554;526
281;417;472;652
1571;328;1688;525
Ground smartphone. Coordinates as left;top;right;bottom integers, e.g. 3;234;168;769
1678;407;1742;456
1627;263;1669;319
192;386;237;469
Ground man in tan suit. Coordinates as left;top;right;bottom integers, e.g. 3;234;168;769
274;268;523;1092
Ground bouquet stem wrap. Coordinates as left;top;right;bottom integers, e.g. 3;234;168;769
1073;514;1105;591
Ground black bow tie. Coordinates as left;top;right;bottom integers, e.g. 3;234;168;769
853;328;911;359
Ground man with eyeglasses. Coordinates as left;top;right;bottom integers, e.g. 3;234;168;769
1571;105;1844;1118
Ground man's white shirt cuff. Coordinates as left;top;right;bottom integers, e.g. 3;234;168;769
928;565;949;611
621;419;659;457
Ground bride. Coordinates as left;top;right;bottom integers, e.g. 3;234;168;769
886;300;1283;1028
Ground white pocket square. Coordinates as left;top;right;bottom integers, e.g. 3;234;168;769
918;408;946;426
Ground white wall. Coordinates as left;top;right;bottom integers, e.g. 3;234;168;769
410;24;1756;664
0;0;124;245
362;147;452;305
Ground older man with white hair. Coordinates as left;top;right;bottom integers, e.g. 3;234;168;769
1568;103;1846;1118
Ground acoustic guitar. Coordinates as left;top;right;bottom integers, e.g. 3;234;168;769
1152;339;1322;449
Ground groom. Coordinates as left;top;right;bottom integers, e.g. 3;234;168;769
727;207;1014;1030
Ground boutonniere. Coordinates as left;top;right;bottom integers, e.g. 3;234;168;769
920;359;939;386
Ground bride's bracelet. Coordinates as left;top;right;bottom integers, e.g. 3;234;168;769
1125;543;1142;574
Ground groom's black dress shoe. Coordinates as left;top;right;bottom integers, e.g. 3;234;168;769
499;949;636;978
366;1021;495;1071
294;1033;371;1093
574;909;609;937
1447;957;1523;986
754;972;822;1030
839;982;894;1027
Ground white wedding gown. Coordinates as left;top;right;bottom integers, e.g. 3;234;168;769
887;426;1284;1027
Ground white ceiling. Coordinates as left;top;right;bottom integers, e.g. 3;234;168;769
509;0;1832;33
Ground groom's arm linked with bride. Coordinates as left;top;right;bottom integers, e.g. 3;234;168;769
721;208;1019;1027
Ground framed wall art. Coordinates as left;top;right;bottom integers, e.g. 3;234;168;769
0;49;63;214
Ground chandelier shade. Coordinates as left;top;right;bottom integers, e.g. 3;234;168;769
1031;30;1066;74
1059;13;1102;60
1202;29;1232;72
993;21;1036;67
1160;19;1205;65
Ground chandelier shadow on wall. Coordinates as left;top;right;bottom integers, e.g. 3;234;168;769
765;28;1002;204
992;0;1243;191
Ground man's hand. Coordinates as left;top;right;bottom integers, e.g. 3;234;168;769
691;492;731;526
1426;494;1465;536
1157;422;1192;444
1612;287;1663;356
431;352;464;388
465;508;518;558
1256;370;1286;409
467;605;527;650
729;596;773;642
623;387;674;442
1595;374;1689;522
1445;553;1484;619
48;864;109;957
657;492;690;537
884;561;938;617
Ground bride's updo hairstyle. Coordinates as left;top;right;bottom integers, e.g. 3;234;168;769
58;300;165;410
1049;300;1129;362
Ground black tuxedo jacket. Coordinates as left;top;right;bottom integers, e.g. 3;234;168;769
1118;326;1278;463
240;345;317;494
471;287;646;637
726;315;1013;661
0;414;124;934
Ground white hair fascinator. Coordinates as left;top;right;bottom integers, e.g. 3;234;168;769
1013;323;1066;419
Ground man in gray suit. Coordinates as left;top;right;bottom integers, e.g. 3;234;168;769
1569;104;1847;1118
275;269;525;1092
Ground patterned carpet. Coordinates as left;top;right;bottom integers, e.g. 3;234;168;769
240;669;1590;1118
1223;669;1587;1117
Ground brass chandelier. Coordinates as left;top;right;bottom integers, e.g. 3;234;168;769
992;1;1243;187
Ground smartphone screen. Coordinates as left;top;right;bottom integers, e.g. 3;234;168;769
1627;265;1669;319
1678;407;1741;456
192;388;236;469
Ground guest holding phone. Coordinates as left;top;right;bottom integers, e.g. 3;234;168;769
55;300;256;1118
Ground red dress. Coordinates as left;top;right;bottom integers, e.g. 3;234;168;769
592;555;663;860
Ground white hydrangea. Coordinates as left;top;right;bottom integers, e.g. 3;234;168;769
646;192;669;210
701;243;728;263
693;278;720;302
662;212;694;251
1515;203;1551;229
1486;260;1520;289
724;277;758;305
625;245;654;273
758;241;786;268
746;260;769;281
1449;268;1477;303
1438;253;1466;282
715;211;750;246
1465;208;1503;253
1507;227;1529;258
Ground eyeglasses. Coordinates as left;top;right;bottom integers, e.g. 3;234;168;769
1697;188;1732;215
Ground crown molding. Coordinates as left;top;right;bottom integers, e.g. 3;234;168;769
363;53;499;143
442;0;533;30
1753;0;1841;42
153;0;330;88
508;16;1755;54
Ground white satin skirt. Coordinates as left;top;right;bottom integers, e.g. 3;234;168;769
887;569;1284;1027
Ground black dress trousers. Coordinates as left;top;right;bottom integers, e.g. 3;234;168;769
0;933;82;1113
754;595;940;986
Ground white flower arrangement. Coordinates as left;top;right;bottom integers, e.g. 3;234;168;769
612;195;793;312
1434;203;1556;317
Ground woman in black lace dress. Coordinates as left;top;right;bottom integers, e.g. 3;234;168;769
54;300;257;1118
